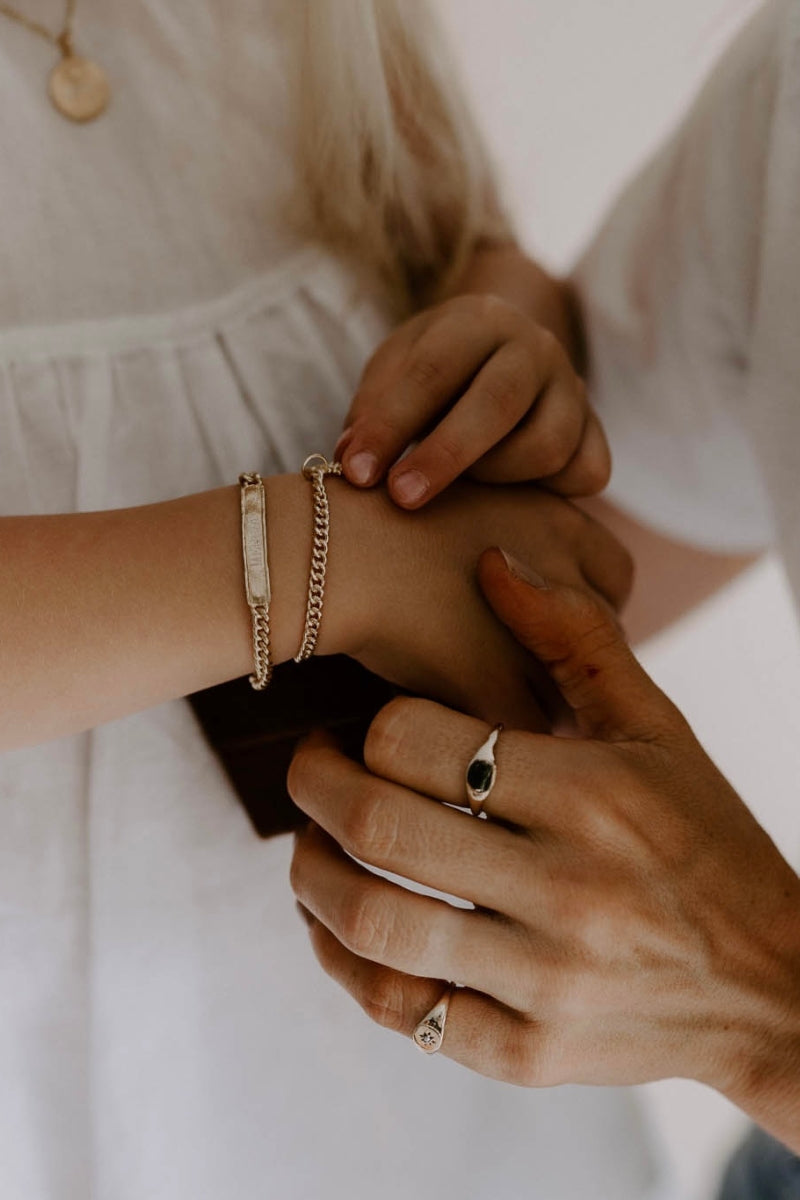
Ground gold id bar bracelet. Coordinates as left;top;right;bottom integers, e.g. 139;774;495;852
239;455;342;691
239;473;273;691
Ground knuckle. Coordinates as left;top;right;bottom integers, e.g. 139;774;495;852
286;745;316;807
365;696;427;776
572;607;619;656
502;1025;553;1087
555;597;619;672
534;325;559;361
356;408;406;444
536;421;581;472
569;447;612;495
574;411;612;492
560;899;614;961
339;885;389;959
339;784;400;863
427;429;468;475
288;841;308;899
479;366;529;425
532;956;591;1032
360;972;409;1031
441;293;481;320
463;291;509;324
585;443;612;492
406;351;445;391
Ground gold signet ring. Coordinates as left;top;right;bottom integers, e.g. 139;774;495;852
412;986;454;1054
465;724;503;817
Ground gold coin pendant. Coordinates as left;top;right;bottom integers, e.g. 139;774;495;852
48;54;110;122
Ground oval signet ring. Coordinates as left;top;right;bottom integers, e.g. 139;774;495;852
465;724;503;817
412;985;454;1054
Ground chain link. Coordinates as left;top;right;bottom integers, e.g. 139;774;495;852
249;602;273;691
294;455;343;663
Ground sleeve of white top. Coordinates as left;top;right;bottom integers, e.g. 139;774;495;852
573;1;784;554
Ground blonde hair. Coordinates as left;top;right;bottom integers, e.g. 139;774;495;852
288;0;511;313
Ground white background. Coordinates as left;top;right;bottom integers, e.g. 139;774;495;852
435;2;800;1197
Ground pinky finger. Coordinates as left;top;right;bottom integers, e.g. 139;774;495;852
304;912;545;1087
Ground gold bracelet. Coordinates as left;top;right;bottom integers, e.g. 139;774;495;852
294;454;343;663
239;472;273;690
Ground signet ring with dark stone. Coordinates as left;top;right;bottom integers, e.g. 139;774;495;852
465;724;503;817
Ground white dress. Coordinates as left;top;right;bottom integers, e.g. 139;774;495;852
0;3;662;1197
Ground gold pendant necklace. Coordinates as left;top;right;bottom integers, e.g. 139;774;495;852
0;0;110;122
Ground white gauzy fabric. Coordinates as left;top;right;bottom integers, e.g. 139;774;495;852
577;0;800;599
0;3;664;1199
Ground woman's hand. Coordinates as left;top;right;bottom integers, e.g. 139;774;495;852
335;293;610;509
326;479;631;728
291;549;800;1152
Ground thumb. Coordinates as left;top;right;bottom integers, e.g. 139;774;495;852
478;547;676;742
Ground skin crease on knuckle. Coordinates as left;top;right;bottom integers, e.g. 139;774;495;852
355;405;413;450
549;605;624;684
528;408;586;476
339;881;393;962
422;428;470;479
358;969;413;1032
576;419;613;492
288;835;312;907
309;923;411;1034
476;357;533;431
458;290;511;325
405;349;447;392
363;695;425;780
501;1020;555;1088
339;779;402;865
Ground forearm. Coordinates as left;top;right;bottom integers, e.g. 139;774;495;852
445;242;585;371
0;474;357;750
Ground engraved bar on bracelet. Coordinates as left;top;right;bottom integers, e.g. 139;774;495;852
240;476;271;608
239;472;273;690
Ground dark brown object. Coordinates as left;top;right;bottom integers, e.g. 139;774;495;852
189;657;398;838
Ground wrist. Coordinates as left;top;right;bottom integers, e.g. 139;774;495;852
711;897;800;1151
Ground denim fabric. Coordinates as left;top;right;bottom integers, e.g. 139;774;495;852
718;1128;800;1200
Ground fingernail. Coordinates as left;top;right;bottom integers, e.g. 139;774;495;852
295;901;315;928
500;548;548;589
391;469;429;506
346;450;378;486
334;426;353;460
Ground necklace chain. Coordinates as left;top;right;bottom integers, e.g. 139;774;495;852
0;0;76;53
